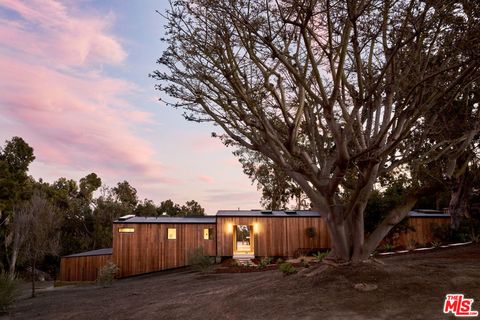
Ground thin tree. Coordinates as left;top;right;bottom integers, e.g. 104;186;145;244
9;191;61;297
153;0;480;262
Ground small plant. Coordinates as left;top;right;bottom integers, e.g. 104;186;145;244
382;242;394;252
188;247;214;273
430;240;441;248
257;257;272;270
313;250;329;262
96;262;119;287
278;262;297;275
276;258;285;265
406;240;417;251
299;257;309;268
0;272;20;313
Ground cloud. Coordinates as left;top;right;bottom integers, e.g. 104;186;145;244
0;1;169;183
0;0;126;67
198;175;214;184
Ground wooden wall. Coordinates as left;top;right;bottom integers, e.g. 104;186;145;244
113;223;216;277
390;217;450;247
59;254;111;282
216;217;330;257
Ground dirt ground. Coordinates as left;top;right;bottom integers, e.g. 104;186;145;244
2;244;479;320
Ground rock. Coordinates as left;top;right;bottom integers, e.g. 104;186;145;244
353;283;378;291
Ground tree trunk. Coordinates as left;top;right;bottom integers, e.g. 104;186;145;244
448;172;471;230
9;228;22;279
9;249;18;279
31;258;36;298
362;195;419;258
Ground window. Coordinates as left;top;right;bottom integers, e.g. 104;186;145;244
167;228;176;240
203;228;214;240
118;227;134;233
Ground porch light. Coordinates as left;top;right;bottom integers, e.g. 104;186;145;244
226;223;233;233
253;223;259;233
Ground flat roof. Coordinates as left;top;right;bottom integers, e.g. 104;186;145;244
114;216;217;224
216;210;324;217
64;248;112;258
408;211;450;218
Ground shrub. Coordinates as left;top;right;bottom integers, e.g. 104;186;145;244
382;243;394;252
278;262;297;275
96;262;119;287
430;240;442;248
257;257;273;270
188;247;214;273
406;239;417;251
0;272;20;313
313;250;329;262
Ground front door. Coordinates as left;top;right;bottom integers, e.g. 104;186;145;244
234;225;253;254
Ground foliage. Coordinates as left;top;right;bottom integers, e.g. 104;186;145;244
382;243;394;252
187;247;213;273
257;257;273;270
0;137;35;271
278;262;297;276
0;271;19;313
157;199;181;216
113;181;138;209
181;200;205;216
312;251;329;263
96;262;119;287
154;0;480;262
233;148;309;210
11;191;62;297
406;240;417;251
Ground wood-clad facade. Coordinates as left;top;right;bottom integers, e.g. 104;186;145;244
113;218;216;277
391;215;450;247
60;210;452;281
58;249;112;282
216;216;330;257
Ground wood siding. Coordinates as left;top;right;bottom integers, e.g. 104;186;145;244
59;254;111;282
113;223;216;277
216;217;330;257
389;217;450;247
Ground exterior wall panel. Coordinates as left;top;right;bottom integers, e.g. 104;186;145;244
59;254;111;282
216;216;330;257
391;217;450;247
113;223;216;277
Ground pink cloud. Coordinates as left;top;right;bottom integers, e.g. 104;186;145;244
0;1;170;183
190;134;225;152
0;0;126;67
198;175;214;184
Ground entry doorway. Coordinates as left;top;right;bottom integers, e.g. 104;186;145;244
233;225;254;254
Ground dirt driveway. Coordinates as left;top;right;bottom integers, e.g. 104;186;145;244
3;244;479;320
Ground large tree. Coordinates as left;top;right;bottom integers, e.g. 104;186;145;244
154;0;480;262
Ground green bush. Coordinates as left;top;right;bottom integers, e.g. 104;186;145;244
96;262;119;287
0;272;20;313
312;250;329;262
278;262;297;275
257;257;273;269
188;247;214;273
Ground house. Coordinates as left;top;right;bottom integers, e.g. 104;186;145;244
58;209;450;281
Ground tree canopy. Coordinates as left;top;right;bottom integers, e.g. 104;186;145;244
153;0;480;261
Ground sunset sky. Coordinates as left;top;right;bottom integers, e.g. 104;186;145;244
0;0;261;213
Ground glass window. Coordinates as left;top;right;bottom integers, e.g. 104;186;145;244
204;228;214;240
118;227;134;233
167;228;176;240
